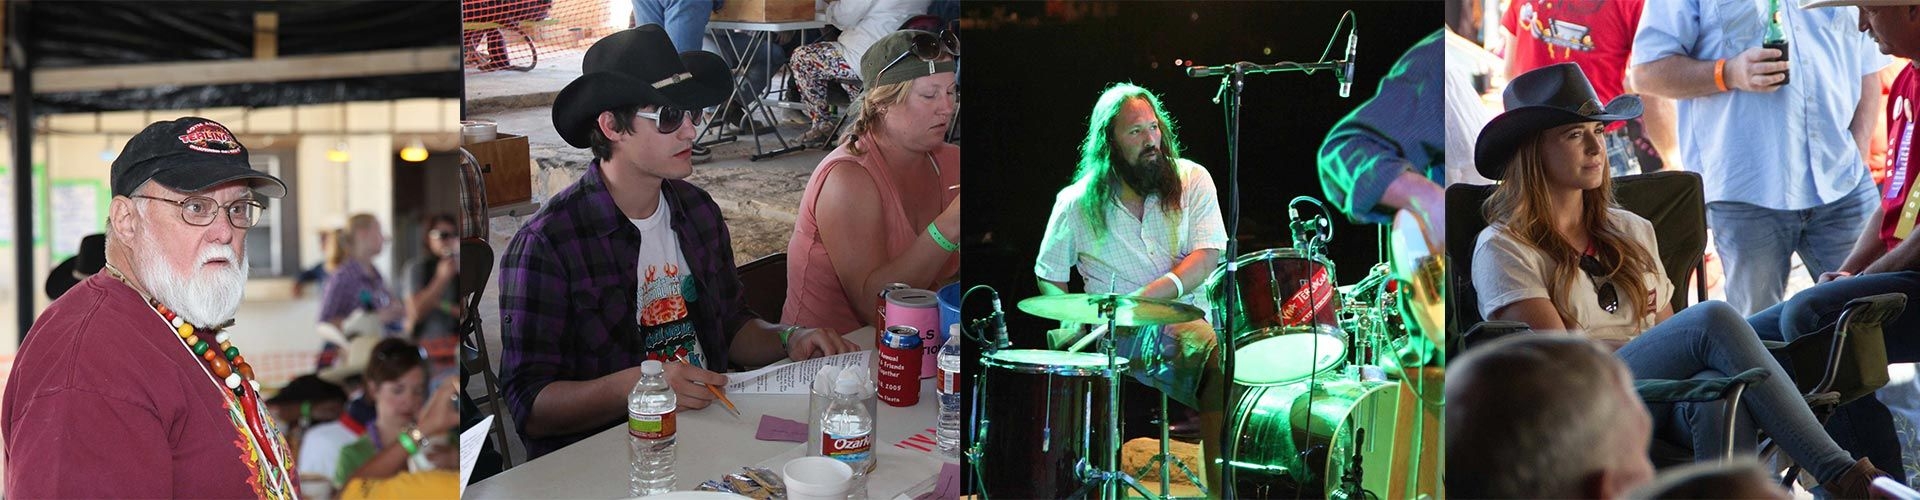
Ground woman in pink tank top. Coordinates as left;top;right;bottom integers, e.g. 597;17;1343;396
784;30;960;334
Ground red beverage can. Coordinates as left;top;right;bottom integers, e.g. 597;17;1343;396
877;325;923;407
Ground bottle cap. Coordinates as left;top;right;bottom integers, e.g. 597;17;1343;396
835;377;861;396
641;359;663;376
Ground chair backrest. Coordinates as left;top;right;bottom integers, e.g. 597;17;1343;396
1446;171;1707;334
737;252;789;323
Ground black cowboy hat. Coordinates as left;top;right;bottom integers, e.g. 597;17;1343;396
44;233;105;300
1474;62;1642;180
551;25;731;149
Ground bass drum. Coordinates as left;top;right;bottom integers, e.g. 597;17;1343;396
1227;378;1400;499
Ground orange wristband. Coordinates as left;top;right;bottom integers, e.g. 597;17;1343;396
1714;59;1729;92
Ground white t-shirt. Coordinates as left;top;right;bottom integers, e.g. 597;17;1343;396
298;421;357;480
1034;158;1228;308
1472;208;1674;342
631;191;706;367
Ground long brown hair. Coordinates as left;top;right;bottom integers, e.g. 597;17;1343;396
1483;128;1659;330
1072;83;1185;238
326;213;379;271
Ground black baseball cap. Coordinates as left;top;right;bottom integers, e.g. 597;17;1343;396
110;117;288;198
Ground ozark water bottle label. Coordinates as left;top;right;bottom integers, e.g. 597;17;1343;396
823;432;872;463
939;367;956;394
629;411;677;440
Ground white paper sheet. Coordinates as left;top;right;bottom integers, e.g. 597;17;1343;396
460;415;495;496
726;351;871;394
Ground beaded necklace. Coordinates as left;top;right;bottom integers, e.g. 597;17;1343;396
104;264;298;499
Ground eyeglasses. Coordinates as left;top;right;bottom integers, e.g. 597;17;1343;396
1578;254;1620;314
634;107;707;134
428;229;458;241
131;195;265;229
877;30;960;78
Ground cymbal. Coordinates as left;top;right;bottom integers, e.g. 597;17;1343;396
1017;293;1205;327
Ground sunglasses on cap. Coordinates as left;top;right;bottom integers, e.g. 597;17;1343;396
878;30;961;78
1578;254;1620;314
634;107;708;134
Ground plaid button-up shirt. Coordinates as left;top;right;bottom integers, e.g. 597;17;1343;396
497;160;758;458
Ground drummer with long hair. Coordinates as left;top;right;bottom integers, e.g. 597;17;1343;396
1033;82;1228;492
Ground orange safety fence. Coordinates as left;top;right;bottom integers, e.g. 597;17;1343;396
464;0;626;73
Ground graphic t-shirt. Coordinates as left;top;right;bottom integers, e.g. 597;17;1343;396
1881;64;1920;251
632;191;706;367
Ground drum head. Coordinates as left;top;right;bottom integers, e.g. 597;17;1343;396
1229;379;1400;499
983;349;1129;375
1234;326;1346;386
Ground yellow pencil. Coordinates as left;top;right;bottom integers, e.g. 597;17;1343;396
676;354;740;417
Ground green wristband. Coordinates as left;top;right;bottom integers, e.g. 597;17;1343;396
929;222;958;252
780;325;801;347
397;427;420;455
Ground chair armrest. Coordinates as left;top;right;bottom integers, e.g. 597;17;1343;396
1634;368;1770;404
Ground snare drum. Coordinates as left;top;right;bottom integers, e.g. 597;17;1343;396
976;349;1128;498
1203;248;1346;385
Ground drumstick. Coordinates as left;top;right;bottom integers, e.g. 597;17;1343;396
1066;324;1109;353
675;354;741;418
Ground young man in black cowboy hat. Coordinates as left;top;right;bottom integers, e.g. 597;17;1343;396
496;24;858;459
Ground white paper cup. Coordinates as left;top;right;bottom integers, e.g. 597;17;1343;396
460;119;497;144
782;456;853;500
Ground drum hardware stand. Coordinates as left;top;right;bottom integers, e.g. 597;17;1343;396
1073;294;1156;500
1132;393;1208;499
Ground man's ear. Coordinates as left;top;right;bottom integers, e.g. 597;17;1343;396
597;111;622;141
108;196;139;243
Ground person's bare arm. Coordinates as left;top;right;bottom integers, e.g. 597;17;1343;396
1129;249;1220;301
1378;170;1444;250
815;163;959;328
1832;206;1890;281
1487;298;1567;331
1855;74;1886;168
1625;69;1684;171
1863;231;1920;275
1037;279;1069;296
729;319;856;366
1629;48;1788;100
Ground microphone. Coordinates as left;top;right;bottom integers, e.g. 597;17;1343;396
1186;63;1239;79
989;288;1010;351
1288;207;1310;249
1340;29;1357;98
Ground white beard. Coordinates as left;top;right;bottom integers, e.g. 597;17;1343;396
134;232;247;327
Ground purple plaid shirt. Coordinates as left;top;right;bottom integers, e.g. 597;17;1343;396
497;160;758;458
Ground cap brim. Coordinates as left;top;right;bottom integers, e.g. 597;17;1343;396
147;158;289;198
1475;95;1641;180
552;51;732;149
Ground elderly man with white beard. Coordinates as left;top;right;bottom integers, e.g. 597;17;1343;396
1;117;299;498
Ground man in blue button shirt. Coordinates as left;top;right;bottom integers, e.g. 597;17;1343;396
1629;0;1889;314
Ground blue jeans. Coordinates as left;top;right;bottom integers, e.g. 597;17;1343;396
1617;301;1857;482
631;0;712;52
1708;180;1879;315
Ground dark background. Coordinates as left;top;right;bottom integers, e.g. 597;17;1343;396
956;0;1442;491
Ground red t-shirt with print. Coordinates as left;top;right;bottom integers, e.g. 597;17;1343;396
1881;64;1920;251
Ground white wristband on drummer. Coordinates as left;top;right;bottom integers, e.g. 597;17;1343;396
1164;272;1185;297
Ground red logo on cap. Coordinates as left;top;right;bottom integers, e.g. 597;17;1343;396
176;122;243;155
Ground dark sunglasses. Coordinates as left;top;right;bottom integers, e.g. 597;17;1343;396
634;107;707;134
878;30;960;77
428;229;458;241
1578;254;1620;314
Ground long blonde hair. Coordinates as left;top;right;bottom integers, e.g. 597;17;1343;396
325;213;379;271
1483;129;1660;329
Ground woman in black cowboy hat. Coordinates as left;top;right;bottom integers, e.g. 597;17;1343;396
496;25;858;460
1469;62;1886;497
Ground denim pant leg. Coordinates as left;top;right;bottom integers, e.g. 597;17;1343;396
1616;301;1857;482
632;0;710;52
1115;319;1217;409
1799;182;1881;281
1660;369;1760;458
1749;271;1920;362
1710;202;1802;314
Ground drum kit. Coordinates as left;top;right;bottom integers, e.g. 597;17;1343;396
969;206;1445;499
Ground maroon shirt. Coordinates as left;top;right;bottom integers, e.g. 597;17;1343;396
3;273;298;498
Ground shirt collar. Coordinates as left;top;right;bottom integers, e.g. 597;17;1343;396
581;159;687;238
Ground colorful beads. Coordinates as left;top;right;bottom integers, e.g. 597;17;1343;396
223;346;240;360
214;331;230;344
202;349;219;362
238;362;255;380
177;324;193;339
224;373;242;390
191;341;211;357
209;357;231;377
184;335;200;347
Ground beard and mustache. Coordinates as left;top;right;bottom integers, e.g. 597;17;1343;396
1113;143;1178;198
133;229;247;327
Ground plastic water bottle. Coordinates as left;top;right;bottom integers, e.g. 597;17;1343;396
936;326;962;456
629;360;677;496
822;377;874;498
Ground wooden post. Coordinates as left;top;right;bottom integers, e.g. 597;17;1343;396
254;11;277;60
